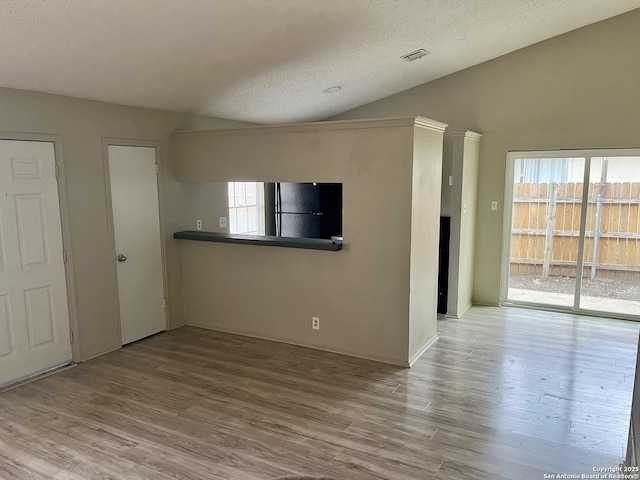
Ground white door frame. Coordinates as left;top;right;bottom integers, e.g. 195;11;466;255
102;138;169;344
501;147;640;321
0;131;80;362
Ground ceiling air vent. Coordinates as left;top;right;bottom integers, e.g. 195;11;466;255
401;49;430;62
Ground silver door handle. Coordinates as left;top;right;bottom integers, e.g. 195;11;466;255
117;254;127;262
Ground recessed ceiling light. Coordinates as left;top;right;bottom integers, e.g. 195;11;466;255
324;86;342;94
401;49;430;62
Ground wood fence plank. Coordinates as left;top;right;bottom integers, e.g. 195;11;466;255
514;183;522;196
600;200;610;234
560;236;570;265
565;199;573;230
540;183;548;198
610;202;621;235
600;235;609;266
630;205;639;233
572;202;582;232
613;182;622;199
620;238;629;267
520;204;529;229
557;182;566;198
512;204;521;228
583;237;592;265
620;203;631;233
529;202;539;230
585;203;595;232
552;236;562;261
509;182;640;281
512;236;521;260
526;234;535;261
629;240;639;267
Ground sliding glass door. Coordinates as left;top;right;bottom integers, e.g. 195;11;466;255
504;150;640;320
579;157;640;316
507;155;585;308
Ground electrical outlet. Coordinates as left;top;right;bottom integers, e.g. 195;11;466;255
196;219;203;230
219;216;227;229
312;316;320;330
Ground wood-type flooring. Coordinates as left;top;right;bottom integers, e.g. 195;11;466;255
0;306;637;479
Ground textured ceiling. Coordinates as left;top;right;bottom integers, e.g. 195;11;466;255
1;0;638;124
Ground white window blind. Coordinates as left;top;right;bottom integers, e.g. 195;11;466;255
228;182;265;235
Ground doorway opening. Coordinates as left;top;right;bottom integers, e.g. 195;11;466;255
503;149;640;320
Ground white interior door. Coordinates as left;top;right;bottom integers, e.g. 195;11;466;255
108;145;166;345
0;140;72;387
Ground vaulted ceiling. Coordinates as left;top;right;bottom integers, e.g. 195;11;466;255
1;1;638;123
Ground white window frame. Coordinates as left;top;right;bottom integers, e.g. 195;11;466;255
228;182;265;235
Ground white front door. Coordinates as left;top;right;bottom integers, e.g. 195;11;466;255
108;145;166;345
0;140;72;387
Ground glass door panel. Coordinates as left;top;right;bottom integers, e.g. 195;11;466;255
507;157;585;307
579;157;640;316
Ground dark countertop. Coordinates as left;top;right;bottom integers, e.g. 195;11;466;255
173;230;343;251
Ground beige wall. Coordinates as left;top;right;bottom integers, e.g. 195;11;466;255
447;133;481;317
183;183;230;234
408;126;443;361
0;87;245;360
175;119;444;365
330;8;640;305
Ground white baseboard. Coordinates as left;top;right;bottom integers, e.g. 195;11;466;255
408;335;439;366
447;302;473;319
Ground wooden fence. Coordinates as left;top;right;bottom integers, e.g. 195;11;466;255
510;182;640;280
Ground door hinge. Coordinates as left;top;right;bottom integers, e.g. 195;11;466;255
163;298;167;308
55;164;60;179
70;329;74;344
155;164;160;175
63;249;68;264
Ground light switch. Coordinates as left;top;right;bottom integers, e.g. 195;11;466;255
491;201;498;211
219;216;227;229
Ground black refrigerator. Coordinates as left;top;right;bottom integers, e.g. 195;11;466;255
274;182;342;240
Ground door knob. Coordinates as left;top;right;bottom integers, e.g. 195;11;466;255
117;254;127;262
